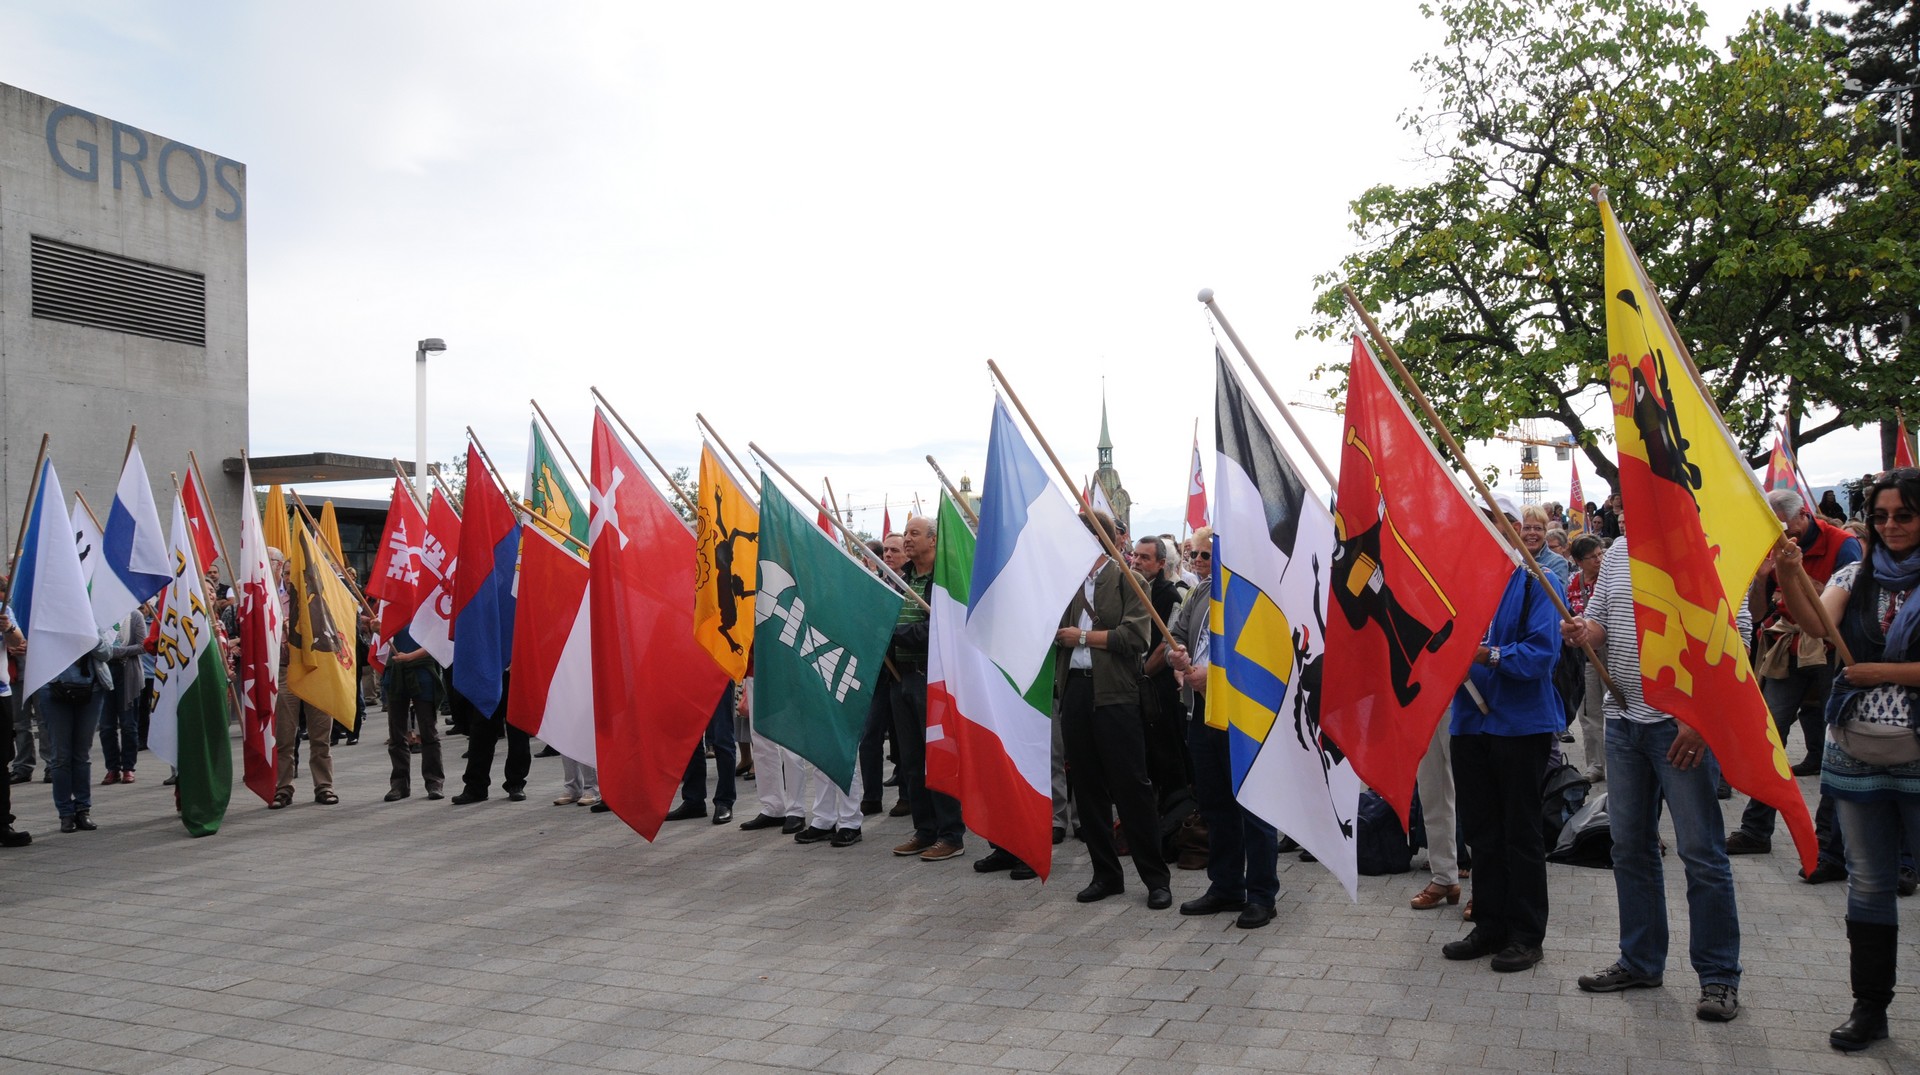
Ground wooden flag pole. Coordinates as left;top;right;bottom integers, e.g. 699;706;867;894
822;476;861;557
188;451;239;588
694;413;760;505
2;433;52;609
529;398;591;488
390;458;429;513
1341;283;1624;698
984;359;1176;648
72;490;104;533
749;440;929;611
466;427;588;556
429;466;462;511
925;455;979;529
121;424;138;469
1200;290;1340;488
588;387;698;519
288;490;376;617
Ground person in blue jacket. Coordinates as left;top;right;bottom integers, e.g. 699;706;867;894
1440;494;1567;974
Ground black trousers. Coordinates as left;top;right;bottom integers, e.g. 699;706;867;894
387;694;444;794
1451;731;1552;946
1061;673;1170;890
680;684;737;809
891;668;963;844
459;690;529;797
0;692;15;830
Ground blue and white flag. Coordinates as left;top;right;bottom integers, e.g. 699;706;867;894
965;397;1102;691
90;441;170;631
12;459;101;699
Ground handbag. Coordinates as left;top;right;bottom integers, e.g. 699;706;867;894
1834;721;1920;767
1755;623;1796;680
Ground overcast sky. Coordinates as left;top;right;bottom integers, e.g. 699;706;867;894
1;0;1882;537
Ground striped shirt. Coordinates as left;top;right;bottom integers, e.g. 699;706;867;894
1584;537;1751;725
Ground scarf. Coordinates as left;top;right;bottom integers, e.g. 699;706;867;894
1875;544;1920;660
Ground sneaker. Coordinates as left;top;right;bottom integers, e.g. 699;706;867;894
553;794;579;806
1582;766;1604;784
577;794;600;808
1490;942;1544;973
893;835;935;856
1696;983;1740;1022
829;827;862;848
1578;962;1663;993
919;839;964;862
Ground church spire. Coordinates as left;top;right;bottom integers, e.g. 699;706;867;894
1097;383;1113;467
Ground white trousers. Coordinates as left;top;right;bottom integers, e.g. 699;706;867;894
809;760;861;831
754;731;808;818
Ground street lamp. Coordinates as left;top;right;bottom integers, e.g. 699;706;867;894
415;337;446;500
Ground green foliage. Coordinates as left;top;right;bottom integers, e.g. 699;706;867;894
1308;0;1919;486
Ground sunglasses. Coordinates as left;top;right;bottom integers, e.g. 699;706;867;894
1870;510;1919;527
1192;551;1211;561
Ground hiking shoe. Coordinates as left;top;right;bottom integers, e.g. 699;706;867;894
1724;831;1770;855
1697;983;1740;1022
1578;962;1663;993
1490;942;1544;973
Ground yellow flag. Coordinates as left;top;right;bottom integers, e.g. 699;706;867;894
262;484;290;556
694;444;759;681
286;519;359;727
1597;187;1812;871
319;500;346;567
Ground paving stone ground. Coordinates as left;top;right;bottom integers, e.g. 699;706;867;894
2;728;1917;1075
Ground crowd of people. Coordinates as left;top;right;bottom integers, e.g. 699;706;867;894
2;467;1917;1056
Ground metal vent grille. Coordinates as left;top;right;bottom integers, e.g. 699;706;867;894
31;236;206;347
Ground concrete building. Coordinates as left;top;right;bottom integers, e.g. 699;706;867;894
1;83;247;559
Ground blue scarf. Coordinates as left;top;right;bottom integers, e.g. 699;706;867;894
1876;545;1920;660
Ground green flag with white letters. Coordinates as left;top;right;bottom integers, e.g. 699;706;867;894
751;474;898;792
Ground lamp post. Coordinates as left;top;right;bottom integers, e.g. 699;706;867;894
415;338;446;500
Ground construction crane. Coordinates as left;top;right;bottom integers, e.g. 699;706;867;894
1490;422;1574;506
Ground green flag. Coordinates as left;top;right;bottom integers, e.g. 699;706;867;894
751;474;898;792
525;421;588;544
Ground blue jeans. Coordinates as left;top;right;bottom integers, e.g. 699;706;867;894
1604;718;1742;986
1187;709;1279;907
99;694;140;774
39;686;106;819
1835;795;1920;926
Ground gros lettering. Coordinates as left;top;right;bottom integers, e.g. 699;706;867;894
45;104;244;222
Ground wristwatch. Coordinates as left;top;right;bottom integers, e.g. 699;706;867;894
1487;645;1501;667
1079;629;1089;648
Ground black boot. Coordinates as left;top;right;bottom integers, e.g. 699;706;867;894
1831;919;1896;1052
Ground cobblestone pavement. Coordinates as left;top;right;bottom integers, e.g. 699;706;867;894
1;729;1915;1075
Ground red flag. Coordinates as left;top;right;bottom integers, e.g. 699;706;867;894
817;495;832;533
507;525;592;763
180;465;221;574
1898;419;1916;469
1320;336;1515;825
406;490;462;668
589;411;731;839
365;479;429;671
1186;432;1209;531
1568;457;1588;537
882;498;893;538
235;460;282;804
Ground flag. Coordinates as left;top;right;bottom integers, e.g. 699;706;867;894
927;493;1056;878
1568;457;1588;538
148;496;234;837
817;494;833;534
1187;430;1210;532
506;524;594;763
694;445;759;681
365;479;429;672
180;465;221;574
1897;417;1915;469
1320;336;1515;825
526;420;588;544
407;489;462;667
1599;191;1818;872
1089;479;1114;518
750;474;897;792
589;410;731;839
10;458;99;700
71;498;103;596
967;397;1103;692
1761;424;1818;514
1209;350;1361;897
449;443;521;717
318;501;346;567
882;497;893;539
285;518;358;727
90;440;170;631
262;484;290;557
235;460;281;804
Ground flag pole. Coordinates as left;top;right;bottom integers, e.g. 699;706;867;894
925;455;979;529
749;441;929;611
1200;290;1340;488
985;359;1176;647
1340;283;1623;697
588;387;698;519
170;471;245;726
466;427;588;556
287;490;377;617
429;466;463;511
1;433;52;610
390;458;429;513
187;451;238;588
121;424;138;469
694;413;759;504
529;398;591;489
72;490;105;533
822;476;860;556
168;473;218;611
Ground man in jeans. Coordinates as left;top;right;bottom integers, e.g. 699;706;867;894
1563;537;1746;1021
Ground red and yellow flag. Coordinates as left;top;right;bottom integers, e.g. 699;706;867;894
693;444;759;681
1598;188;1816;872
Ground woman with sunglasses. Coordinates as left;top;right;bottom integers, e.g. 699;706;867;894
1776;467;1920;1052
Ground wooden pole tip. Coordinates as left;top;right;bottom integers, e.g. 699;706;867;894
1590;184;1607;203
1196;288;1214;303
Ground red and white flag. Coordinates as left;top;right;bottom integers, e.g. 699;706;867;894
365;479;430;671
406;489;462;668
589;410;732;839
1186;431;1209;532
180;464;221;576
235;460;283;805
507;525;594;764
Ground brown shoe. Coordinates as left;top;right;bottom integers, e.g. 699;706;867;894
101;772;120;786
888;799;911;817
892;835;935;856
1410;882;1461;910
919;840;964;862
121;771;134;784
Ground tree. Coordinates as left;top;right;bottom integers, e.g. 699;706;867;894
668;466;701;528
432;455;468;513
1308;0;1919;488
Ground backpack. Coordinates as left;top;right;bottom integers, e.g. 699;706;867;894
1356;788;1424;875
1539;762;1591;840
1548;792;1614;868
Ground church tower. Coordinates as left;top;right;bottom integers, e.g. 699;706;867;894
1091;390;1132;532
